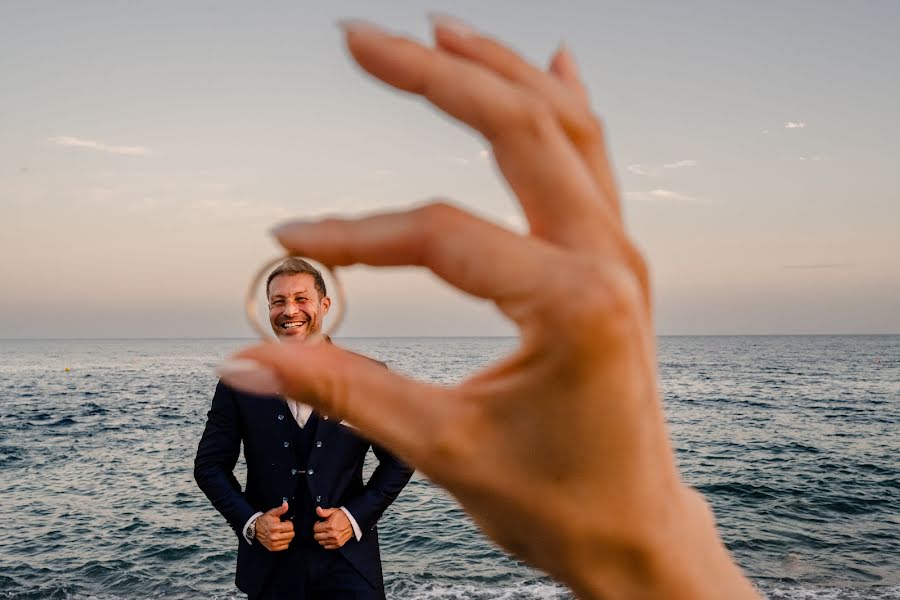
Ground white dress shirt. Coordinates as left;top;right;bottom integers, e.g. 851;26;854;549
242;398;363;544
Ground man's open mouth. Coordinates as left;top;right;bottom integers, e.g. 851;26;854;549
280;321;308;330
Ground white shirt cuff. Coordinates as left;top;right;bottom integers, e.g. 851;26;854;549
339;506;362;541
242;511;264;545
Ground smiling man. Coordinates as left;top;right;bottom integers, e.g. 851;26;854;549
267;259;330;340
195;258;413;599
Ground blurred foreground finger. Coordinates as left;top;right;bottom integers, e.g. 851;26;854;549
271;203;556;322
217;341;458;468
430;15;621;221
341;20;616;248
548;44;588;103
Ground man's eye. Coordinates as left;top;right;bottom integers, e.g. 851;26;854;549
272;300;284;306
294;297;307;303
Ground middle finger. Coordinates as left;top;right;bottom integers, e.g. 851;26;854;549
431;16;622;222
342;21;621;251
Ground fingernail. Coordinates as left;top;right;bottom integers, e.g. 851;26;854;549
427;12;476;38
337;18;389;38
270;219;315;241
216;358;282;396
557;42;579;72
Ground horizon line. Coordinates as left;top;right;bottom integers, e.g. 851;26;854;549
1;333;898;341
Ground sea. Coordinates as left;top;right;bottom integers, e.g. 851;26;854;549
0;336;897;600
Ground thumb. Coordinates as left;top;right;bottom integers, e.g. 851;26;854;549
223;342;454;469
316;506;336;518
270;501;289;517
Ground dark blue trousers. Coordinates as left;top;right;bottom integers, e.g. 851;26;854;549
253;545;383;600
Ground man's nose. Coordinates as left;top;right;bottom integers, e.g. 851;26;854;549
283;301;300;316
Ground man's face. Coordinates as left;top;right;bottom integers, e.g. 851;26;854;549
267;273;331;341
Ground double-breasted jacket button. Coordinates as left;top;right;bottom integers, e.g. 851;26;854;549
315;441;322;448
291;468;297;475
282;496;288;503
277;414;284;421
316;495;322;502
307;468;315;475
283;441;290;448
322;416;328;421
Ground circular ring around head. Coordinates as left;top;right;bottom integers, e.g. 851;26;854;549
246;255;345;342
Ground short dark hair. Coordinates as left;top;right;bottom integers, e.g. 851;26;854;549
266;258;327;300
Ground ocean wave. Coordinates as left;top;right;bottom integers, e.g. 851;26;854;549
757;583;900;599
384;581;571;600
13;582;894;600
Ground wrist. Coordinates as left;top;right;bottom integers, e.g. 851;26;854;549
244;513;261;542
562;486;760;600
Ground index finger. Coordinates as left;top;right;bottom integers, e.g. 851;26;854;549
313;521;328;533
272;203;560;324
270;521;294;533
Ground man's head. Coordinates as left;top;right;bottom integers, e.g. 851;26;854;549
266;258;331;341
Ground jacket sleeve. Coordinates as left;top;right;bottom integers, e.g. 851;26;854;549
194;381;257;540
341;443;414;535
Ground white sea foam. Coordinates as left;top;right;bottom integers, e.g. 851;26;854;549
384;581;571;600
757;584;900;600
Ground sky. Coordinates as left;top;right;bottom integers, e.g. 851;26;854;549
1;1;898;338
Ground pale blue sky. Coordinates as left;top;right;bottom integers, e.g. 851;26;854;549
1;2;898;337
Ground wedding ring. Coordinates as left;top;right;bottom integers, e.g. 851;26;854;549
245;255;346;342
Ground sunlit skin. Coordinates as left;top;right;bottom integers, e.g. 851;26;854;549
267;273;331;341
262;272;354;550
219;17;762;600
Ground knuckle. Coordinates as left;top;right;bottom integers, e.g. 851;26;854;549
510;96;556;138
575;114;605;145
559;260;644;339
412;202;474;269
415;202;464;235
624;244;650;295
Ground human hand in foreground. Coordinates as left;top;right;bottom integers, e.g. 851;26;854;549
313;507;354;550
255;502;294;552
218;16;761;600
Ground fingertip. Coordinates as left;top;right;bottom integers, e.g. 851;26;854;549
216;357;283;397
549;42;580;81
428;12;476;40
337;18;390;40
269;219;318;251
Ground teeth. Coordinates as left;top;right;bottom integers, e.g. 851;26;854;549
282;322;307;329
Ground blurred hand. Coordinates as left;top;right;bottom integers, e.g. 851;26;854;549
255;502;294;552
218;16;760;600
313;507;354;550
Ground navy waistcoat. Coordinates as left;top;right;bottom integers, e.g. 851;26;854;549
286;410;320;548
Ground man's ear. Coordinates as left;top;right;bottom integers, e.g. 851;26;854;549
321;296;331;315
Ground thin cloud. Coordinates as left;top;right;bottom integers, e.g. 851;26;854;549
627;164;653;176
438;156;470;166
650;188;701;203
784;121;806;129
50;135;153;156
663;159;698;169
784;263;850;270
628;160;698;176
626;188;704;204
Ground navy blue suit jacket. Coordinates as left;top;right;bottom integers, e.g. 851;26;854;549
194;380;413;596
